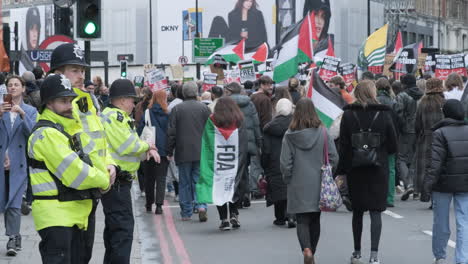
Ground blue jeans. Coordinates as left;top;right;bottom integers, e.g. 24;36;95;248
177;161;207;218
432;191;468;263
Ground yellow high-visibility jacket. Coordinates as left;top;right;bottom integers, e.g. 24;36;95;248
101;106;149;174
28;109;110;231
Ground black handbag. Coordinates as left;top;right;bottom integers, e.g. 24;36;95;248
351;111;382;168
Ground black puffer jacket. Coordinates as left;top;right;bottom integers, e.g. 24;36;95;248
394;86;423;133
423;118;468;195
230;94;262;155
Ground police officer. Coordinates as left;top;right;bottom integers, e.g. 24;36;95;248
100;79;159;263
27;74;111;264
50;42;116;263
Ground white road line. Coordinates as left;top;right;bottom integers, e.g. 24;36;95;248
383;210;404;219
423;230;456;248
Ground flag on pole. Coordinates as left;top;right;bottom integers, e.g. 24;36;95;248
250;43;269;64
325;36;335;57
196;118;239;206
357;24;389;73
205;38;245;65
392;31;403;54
307;69;347;127
273;12;316;83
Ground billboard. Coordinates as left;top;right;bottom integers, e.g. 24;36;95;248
155;0;371;65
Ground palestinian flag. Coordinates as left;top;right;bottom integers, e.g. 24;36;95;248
273;12;317;83
196;118;239;206
357;24;388;72
252;43;269;64
205;38;245;65
307;69;347;127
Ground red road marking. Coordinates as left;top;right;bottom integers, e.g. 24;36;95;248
153;213;173;264
163;200;192;264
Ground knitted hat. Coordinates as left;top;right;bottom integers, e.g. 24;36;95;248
425;78;445;94
443;99;465;121
276;98;293;116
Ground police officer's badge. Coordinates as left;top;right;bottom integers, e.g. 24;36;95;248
73;44;85;60
60;77;72;90
116;112;124;122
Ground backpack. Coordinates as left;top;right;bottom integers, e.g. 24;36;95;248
351;111;382;168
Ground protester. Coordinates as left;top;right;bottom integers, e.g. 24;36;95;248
225;82;262;208
421;99;468;264
139;90;169;214
84;80;96;94
243;80;254;96
444;73;464;101
167;81;211;221
168;83;184;113
262;99;295;227
413;78;445;201
272;86;292;116
288;77;302;104
394;74;423;201
361;71;375;81
1;75;37;256
201;91;212;106
251;75;274;129
93;75;109;107
391;80;403;96
329;75;354;104
280;98;338;264
208;86;223;112
337;80;397;264
21;71;41;110
207;97;247;230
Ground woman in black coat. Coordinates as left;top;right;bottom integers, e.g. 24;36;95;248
337;80;397;264
262;99;294;227
227;0;267;49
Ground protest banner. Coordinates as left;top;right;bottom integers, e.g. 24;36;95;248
319;56;341;81
339;63;356;92
144;64;168;91
450;54;467;77
238;61;256;84
224;69;241;85
203;72;218;91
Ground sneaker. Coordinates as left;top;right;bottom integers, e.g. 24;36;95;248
219;220;231;231
342;196;353;212
242;197;251;208
396;185;405;194
369;258;380;264
146;206;152;213
434;259;446;264
155;205;163;215
6;236;17;256
198;209;208;222
401;187;414;201
273;219;286;226
230;215;240;229
174;195;179;202
287;218;297;228
15;236;21;251
350;255;364;264
413;193;420;200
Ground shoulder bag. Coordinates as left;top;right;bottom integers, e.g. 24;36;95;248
140;109;156;145
319;127;342;211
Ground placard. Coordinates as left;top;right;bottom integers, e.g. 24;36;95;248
238;61;256;84
203;72;218;92
319;56;341;81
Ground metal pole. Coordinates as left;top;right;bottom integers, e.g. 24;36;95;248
149;0;153;64
14;21;18;75
196;0;201;80
104;61;109;87
367;0;371;36
438;0;441;52
85;41;91;81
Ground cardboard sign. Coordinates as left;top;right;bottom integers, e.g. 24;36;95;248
339;63;356;92
134;76;144;87
451;54;467;77
144;64;168;91
203;72;218;92
170;64;184;80
224;69;241;85
319;56;341;81
238;61;256;84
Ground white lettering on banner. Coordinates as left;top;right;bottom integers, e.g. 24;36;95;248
161;25;179;32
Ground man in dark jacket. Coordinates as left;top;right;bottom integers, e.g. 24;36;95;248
225;82;262;207
167;81;211;221
251;75;274;130
421;99;468;264
394;74;423;201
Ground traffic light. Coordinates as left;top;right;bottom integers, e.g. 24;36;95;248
76;0;101;38
120;60;127;79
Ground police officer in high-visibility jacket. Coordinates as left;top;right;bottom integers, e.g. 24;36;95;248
27;74;111;263
100;79;160;264
49;43;117;263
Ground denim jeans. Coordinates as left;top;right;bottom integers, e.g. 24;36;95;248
177;161;207;218
432;191;468;263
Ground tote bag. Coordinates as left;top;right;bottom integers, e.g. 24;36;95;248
319;128;342;211
140;109;156;145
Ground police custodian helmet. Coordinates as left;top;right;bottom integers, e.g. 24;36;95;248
109;79;138;99
49;43;89;72
40;74;78;106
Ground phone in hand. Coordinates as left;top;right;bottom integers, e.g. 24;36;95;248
3;94;12;104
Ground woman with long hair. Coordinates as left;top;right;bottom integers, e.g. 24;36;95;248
1;75;37;256
444;73;465;101
138;90;170;214
337;80;397;264
280;98;338;264
414;78;445;200
227;0;267;49
203;97;248;230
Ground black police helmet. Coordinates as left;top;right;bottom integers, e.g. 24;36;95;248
50;43;89;73
109;79;138;99
40;74;78;106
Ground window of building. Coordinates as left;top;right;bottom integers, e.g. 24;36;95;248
276;0;296;44
463;34;467;51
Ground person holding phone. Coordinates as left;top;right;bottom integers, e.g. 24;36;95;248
1;75;37;256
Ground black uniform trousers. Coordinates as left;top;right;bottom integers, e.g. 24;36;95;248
101;182;134;264
38;225;83;264
81;199;98;264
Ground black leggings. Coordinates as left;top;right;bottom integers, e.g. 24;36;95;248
216;201;240;220
352;210;382;252
296;212;321;254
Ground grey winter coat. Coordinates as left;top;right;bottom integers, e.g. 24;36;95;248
280;127;339;214
230;94;262;155
394;87;423;133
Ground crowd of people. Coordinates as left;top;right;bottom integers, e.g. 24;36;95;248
1;42;468;264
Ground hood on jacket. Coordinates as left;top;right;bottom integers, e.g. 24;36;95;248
264;115;292;137
432;118;468;131
230;94;251;108
285;127;322;150
405;86;423;101
149;103;168;116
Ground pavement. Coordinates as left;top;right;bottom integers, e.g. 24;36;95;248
0;185;460;264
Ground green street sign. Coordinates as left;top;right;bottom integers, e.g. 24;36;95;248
193;38;224;63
